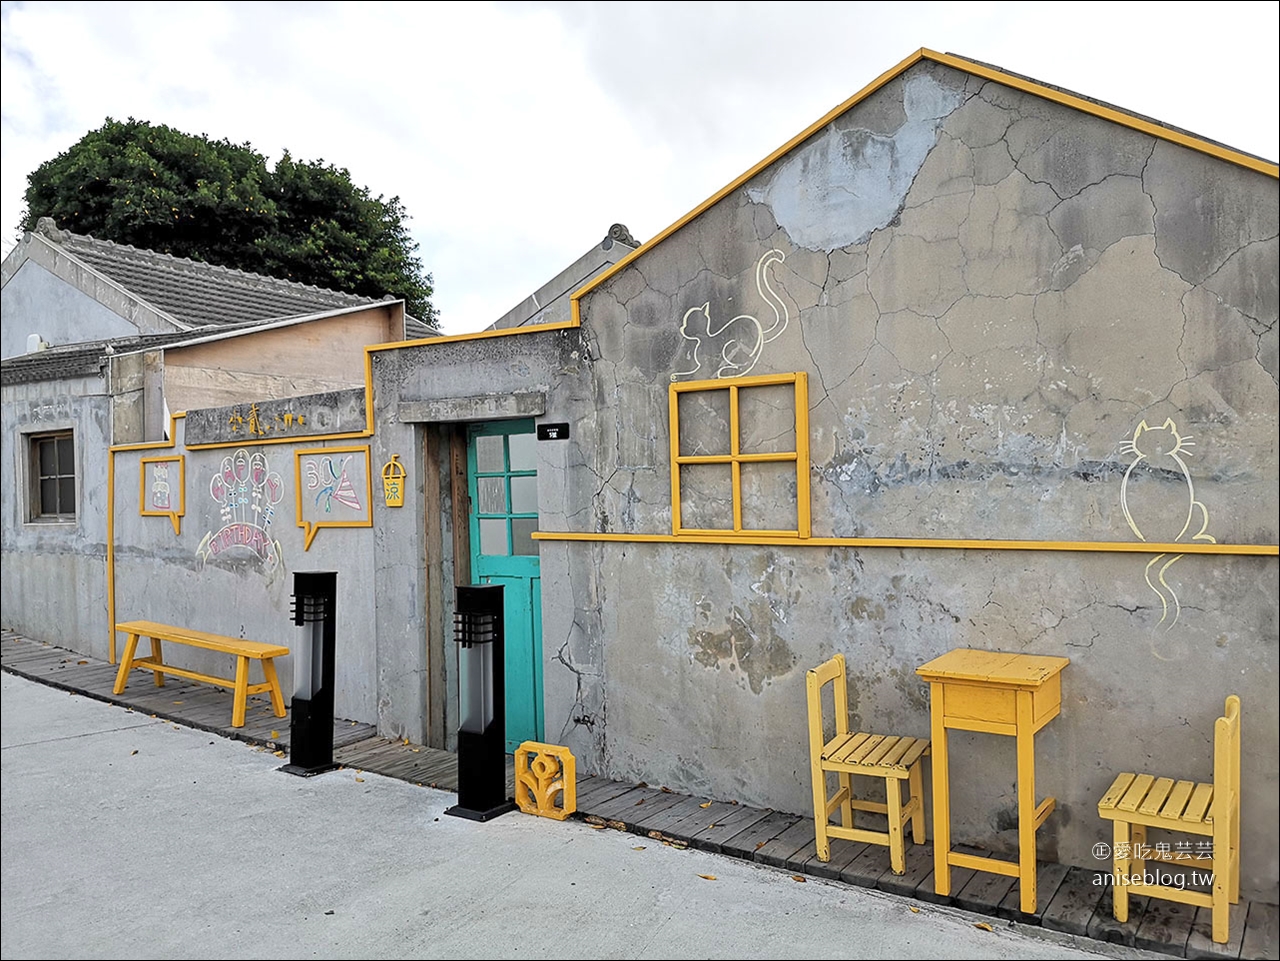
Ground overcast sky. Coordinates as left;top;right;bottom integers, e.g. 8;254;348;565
2;1;1277;334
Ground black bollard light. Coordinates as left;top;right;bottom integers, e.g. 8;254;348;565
445;584;516;821
281;571;338;777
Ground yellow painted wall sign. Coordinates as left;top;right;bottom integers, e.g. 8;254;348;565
382;454;406;508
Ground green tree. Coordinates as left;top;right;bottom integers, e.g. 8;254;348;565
22;118;436;322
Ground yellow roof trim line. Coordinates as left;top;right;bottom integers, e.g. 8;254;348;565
928;50;1279;178
569;47;1277;326
365;319;577;353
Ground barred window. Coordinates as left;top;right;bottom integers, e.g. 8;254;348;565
29;431;76;520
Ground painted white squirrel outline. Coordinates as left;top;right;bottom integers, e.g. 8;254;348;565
672;249;789;381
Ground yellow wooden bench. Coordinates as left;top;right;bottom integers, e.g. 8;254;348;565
113;619;289;729
806;653;930;874
1097;695;1241;945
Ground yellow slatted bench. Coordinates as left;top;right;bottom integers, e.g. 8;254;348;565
806;653;930;874
1097;695;1241;945
113;620;289;729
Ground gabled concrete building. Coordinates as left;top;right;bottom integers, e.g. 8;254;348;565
2;217;436;359
1;219;417;656
360;50;1277;898
8;50;1278;902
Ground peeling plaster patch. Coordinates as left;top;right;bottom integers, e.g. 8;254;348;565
687;602;797;694
746;74;964;251
846;596;885;620
687;552;799;694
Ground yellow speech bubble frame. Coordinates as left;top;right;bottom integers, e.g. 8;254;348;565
294;445;374;550
139;455;185;535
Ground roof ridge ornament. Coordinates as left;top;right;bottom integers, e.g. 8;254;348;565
604;223;639;249
34;217;69;243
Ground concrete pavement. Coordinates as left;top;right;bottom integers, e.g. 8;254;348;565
1;671;1157;960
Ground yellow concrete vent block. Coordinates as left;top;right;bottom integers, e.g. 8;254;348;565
515;741;577;820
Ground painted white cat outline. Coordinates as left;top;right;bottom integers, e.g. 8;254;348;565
1119;418;1215;630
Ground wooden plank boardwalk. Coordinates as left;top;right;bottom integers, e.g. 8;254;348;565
3;629;1274;958
1;629;374;753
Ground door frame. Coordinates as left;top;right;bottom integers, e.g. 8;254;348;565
464;418;544;748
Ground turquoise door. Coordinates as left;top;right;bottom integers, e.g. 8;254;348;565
467;420;543;751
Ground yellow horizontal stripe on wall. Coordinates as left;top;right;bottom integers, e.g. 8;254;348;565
530;531;1278;556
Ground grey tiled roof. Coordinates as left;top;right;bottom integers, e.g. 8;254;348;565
0;331;213;385
52;231;436;338
59;233;371;326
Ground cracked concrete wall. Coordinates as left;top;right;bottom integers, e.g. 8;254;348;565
368;329;601;747
561;60;1278;898
109;417;382;726
1;375;113;656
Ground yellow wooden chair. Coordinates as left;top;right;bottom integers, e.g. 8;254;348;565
806;653;929;874
1097;695;1241;944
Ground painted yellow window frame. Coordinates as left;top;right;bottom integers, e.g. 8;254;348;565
669;372;811;538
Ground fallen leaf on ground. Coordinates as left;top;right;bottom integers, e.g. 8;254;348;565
403;738;409;746
698;874;717;881
699;801;712;808
355;777;365;783
77;660;88;665
910;906;920;913
634;798;645;806
632;846;646;851
590;825;605;830
130;750;138;756
271;730;279;738
974;922;992;932
791;875;806;882
660;786;672;793
755;842;767;850
172;700;183;705
273;750;285;758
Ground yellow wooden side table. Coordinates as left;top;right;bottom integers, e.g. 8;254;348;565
916;648;1069;914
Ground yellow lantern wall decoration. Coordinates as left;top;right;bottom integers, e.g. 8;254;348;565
381;454;406;508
